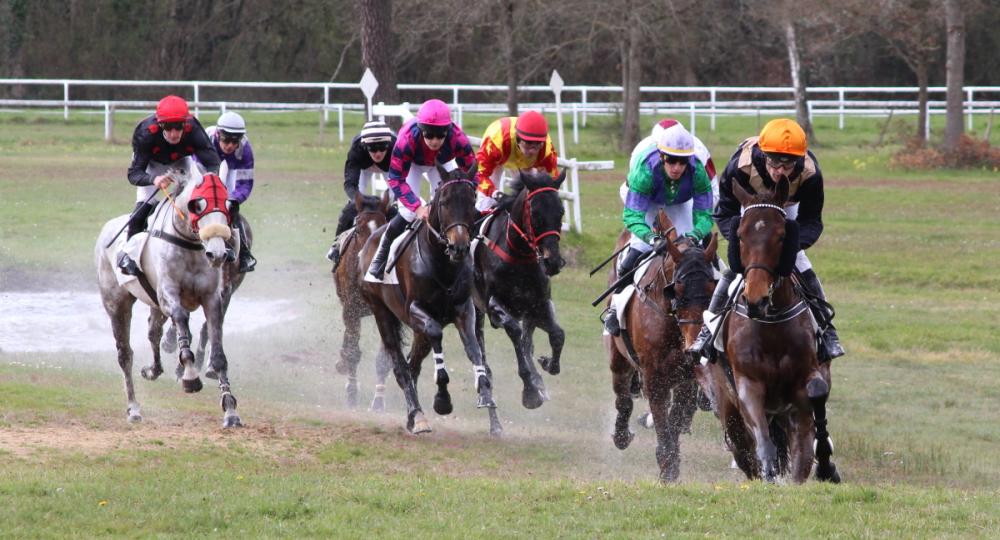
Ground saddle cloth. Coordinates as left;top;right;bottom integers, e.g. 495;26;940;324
605;250;657;333
362;226;414;285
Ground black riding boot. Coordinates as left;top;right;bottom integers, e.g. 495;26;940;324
366;214;408;280
329;202;359;263
687;268;736;361
603;246;644;336
798;269;845;361
117;201;155;276
228;201;256;273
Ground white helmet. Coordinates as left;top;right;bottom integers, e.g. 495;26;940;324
656;123;696;157
217;111;246;134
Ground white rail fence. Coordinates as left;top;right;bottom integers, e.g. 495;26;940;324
1;78;998;143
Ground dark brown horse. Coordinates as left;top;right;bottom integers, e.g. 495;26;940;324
694;177;839;483
607;211;718;482
360;162;501;435
472;169;567;410
333;192;392;410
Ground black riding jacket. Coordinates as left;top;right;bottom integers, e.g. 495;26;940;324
127;115;220;187
343;133;396;200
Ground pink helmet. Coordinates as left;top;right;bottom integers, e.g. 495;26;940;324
416;99;452;126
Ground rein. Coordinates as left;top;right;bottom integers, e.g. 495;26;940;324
425;178;475;248
636;240;710;326
483;186;561;264
739;202;790;317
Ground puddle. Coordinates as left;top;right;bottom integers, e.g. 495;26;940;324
0;291;299;353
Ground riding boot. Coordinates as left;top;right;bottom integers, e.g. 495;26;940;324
329;202;359;263
237;224;256;273
687;268;736;361
798;269;845;361
366;214;408;280
604;247;644;336
117;201;155;276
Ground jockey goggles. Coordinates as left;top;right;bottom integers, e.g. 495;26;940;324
660;153;689;165
365;141;391;153
516;136;543;149
419;124;449;140
765;152;800;170
159;121;185;132
219;131;242;144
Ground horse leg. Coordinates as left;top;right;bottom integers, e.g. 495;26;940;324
108;296;142;422
142;309;167;381
406;302;451;417
205;295;240;428
456;299;502;436
787;405;815;483
372;302;427;433
489;297;547;410
737;379;779;482
660;378;699;482
169;303;203;394
534;300;565;376
808;372;841;483
643;363;678;481
161;322;177;354
202;287;235;380
609;343;635;450
370;346;391;413
721;398;758;479
339;306;363;409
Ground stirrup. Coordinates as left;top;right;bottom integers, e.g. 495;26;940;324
238;253;256;273
326;243;339;263
602;307;621;337
117;252;139;276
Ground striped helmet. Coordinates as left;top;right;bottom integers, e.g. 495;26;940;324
359;121;394;144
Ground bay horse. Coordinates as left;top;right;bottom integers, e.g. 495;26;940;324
360;161;501;435
333;191;393;410
607;211;718;482
472;169;567;410
95;163;242;427
694;177;839;483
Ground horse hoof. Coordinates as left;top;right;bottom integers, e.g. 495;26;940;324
636;412;655;430
816;462;841;484
334;359;350;376
433;393;453;415
182;377;203;393
223;415;243;429
612;429;635;450
204;368;219;380
538;356;560;375
521;386;547;410
410;413;432;434
490;425;503;437
476;396;497;409
140;366;162;381
127;413;142;423
369;396;385;413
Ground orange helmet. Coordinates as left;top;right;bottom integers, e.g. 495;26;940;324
758;118;807;157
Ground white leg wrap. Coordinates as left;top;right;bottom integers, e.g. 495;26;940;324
473;365;487;391
433;352;446;383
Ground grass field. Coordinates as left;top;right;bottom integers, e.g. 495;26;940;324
1;108;999;537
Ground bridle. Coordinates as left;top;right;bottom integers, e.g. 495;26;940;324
638;237;713;326
740;203;788;311
425;178;476;254
484;186;562;264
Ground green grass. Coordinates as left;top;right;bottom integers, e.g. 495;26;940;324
2;110;1000;536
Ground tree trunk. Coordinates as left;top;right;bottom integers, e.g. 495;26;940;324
5;0;29;97
783;17;816;143
500;0;518;117
360;0;401;128
943;0;965;151
915;60;929;145
620;7;641;152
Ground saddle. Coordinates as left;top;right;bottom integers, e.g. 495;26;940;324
362;224;418;285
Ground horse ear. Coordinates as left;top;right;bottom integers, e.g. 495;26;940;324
704;232;718;262
555;168;567;188
380;189;391;214
354;191;365;211
436;163;451;181
655;209;674;235
466;159;478;179
733;180;753;207
775;177;789;206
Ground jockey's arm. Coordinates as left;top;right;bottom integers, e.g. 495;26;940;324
229;142;254;204
794;171;825;250
127;126;155;187
623;165;656;243
189;120;221;174
713;156;747;243
387;143;421;212
689;161;714;241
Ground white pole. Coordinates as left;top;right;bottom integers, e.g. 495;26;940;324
63;81;69;120
104;102;112;141
572;103;579;144
457;104;463;128
967;88;973;131
571;158;582;233
710;88;716;131
582;88;588;127
555;94;565;154
689;104;696;136
367;97;373;121
838;88;845;130
193;83;200;117
452;87;459;107
324;86;330;124
338;104;344;142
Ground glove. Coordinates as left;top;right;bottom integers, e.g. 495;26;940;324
651;235;669;255
475;194;497;212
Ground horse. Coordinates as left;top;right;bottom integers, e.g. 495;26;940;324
606;211;718;482
360;161;502;435
333;191;393;410
95;163;242;428
694;177;839;483
472;169;567;410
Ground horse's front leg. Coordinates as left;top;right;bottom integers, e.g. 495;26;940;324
205;294;241;428
736;376;778;482
107;294;141;422
533;300;565;376
488;296;547;410
609;338;636;450
456;299;502;436
807;369;840;483
407;302;452;416
142;309;167;381
163;289;202;394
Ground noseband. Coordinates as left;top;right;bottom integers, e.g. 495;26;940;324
740;203;787;311
511;186;562;251
426;179;475;249
660;238;713;325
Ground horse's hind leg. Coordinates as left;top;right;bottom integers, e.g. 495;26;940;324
370;346;391;413
455;300;501;436
808;373;840;483
142;309;167;381
533;300;564;376
373;302;427;433
108;296;142;422
489;297;547;410
205;296;241;428
609;343;635;450
339;307;363;409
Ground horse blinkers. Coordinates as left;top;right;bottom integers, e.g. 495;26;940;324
187;173;232;233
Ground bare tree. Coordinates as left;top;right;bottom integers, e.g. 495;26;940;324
943;0;966;151
783;14;815;142
361;0;400;125
620;1;643;151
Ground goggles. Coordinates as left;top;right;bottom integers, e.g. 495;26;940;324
159;121;184;132
365;141;391;153
420;126;449;140
660;153;689;166
765;153;799;170
219;132;242;144
516;137;543;149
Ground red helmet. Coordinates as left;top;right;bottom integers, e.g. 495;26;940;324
515;110;548;142
155;95;190;123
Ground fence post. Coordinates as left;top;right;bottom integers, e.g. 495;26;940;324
456;104;463;129
453;87;459;107
338;104;344;142
104;102;113;141
63;82;70;120
582;88;588;127
689;104;696;136
967;88;973;131
570;158;582;233
839;88;845;130
572;103;579;144
710;88;716;131
324;86;330;124
193;83;200;118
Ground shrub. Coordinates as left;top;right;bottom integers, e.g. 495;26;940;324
890;135;1000;170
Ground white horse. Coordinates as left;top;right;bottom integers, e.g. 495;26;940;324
95;161;242;427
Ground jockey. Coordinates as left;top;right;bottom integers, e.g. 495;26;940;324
629;118;716;180
365;99;475;280
118;95;220;276
205;111;256;273
326;120;398;264
474;110;559;212
604;122;713;335
688;118;845;362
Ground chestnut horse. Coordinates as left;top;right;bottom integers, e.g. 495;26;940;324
333;192;392;410
607;211;718;482
694;177;839;483
472;169;567;410
361;162;501;435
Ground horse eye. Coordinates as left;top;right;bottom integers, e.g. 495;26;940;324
189;198;207;214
